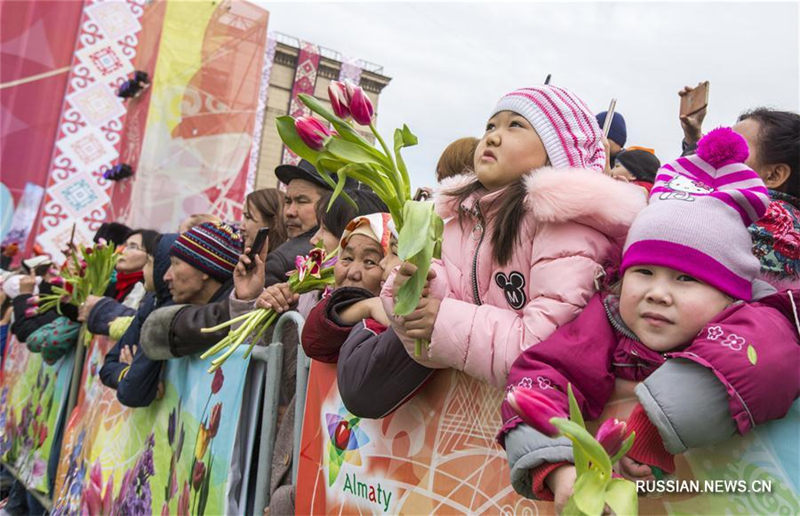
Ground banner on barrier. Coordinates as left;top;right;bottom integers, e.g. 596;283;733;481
0;336;74;493
52;335;250;515
296;362;799;514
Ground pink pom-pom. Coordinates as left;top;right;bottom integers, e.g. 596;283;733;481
696;127;750;168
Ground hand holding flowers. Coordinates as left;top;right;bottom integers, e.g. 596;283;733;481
278;80;443;355
200;246;337;372
506;384;638;515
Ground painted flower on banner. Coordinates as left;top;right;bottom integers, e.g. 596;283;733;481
325;409;370;487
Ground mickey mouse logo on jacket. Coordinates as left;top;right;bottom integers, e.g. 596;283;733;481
495;271;527;310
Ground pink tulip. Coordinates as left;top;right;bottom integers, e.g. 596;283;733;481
85;461;103;514
49;276;65;287
595;418;627;457
506;386;567;437
328;81;350;119
102;473;114;515
178;481;190;516
26;296;39;306
347;85;374;126
295;115;330;151
24;307;37;318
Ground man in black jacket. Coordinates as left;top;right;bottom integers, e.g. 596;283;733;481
141;160;345;359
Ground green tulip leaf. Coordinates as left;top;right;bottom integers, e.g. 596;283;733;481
566;384;590;475
567;384;586;428
551;418;612;475
747;344;758;366
327;167;358;211
393;126;417;197
394;241;435;316
394;202;441;316
431;215;444;259
604;478;638;516
275;116;322;164
397;201;434;259
571;468;607;516
326;138;391;169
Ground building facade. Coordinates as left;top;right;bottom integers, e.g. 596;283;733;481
254;33;392;189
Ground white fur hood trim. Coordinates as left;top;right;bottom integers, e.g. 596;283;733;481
434;168;648;239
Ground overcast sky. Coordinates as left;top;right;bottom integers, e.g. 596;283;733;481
256;1;799;189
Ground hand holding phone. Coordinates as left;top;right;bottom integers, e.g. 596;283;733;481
679;81;709;143
245;227;269;271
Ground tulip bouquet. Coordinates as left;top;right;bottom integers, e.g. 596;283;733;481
200;246;337;372
277;80;443;355
506;384;638;515
28;241;120;318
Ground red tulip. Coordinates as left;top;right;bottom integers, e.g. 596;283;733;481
295;115;331;151
211;367;224;394
595;418;627;458
192;460;206;491
334;420;351;450
207;403;222;438
506;386;567;438
38;424;47;446
328;81;350;119
347;85;374;126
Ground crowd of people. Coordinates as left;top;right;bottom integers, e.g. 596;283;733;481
1;83;799;515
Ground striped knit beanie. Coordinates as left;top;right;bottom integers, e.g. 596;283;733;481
491;85;606;172
621;127;771;300
170;222;243;282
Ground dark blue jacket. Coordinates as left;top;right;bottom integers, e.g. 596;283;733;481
99;234;177;407
86;297;136;336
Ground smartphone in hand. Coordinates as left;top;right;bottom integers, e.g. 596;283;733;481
245;227;269;271
680;81;710;117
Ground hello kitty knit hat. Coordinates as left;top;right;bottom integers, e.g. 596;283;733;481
620;127;771;300
491;85;606;172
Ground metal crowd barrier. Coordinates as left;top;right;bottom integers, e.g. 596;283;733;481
250;310;306;514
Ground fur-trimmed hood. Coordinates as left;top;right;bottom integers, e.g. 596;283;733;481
434;167;647;240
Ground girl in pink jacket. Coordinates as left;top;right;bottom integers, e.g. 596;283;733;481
382;85;647;387
500;128;800;510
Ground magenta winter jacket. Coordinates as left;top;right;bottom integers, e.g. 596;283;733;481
500;290;800;440
382;168;647;387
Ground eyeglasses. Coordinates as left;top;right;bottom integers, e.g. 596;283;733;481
124;243;144;252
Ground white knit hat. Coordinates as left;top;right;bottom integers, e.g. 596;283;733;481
491;85;606;172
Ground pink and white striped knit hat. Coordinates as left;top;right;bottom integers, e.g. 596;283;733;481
621;127;771;300
491;85;606;172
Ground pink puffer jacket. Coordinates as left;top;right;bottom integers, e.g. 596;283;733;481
382;168;647;387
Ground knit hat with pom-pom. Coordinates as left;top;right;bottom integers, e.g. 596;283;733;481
621;127;770;300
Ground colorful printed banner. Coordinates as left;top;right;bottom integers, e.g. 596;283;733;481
52;334;251;515
297;363;800;514
0;0;85;253
124;0;270;231
1;182;45;254
280;41;320;166
32;0;146;264
0;336;75;493
246;34;277;194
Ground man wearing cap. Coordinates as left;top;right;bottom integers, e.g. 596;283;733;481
141;161;346;358
264;159;342;286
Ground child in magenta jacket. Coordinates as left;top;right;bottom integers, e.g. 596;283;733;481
381;85;647;388
499;128;800;510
